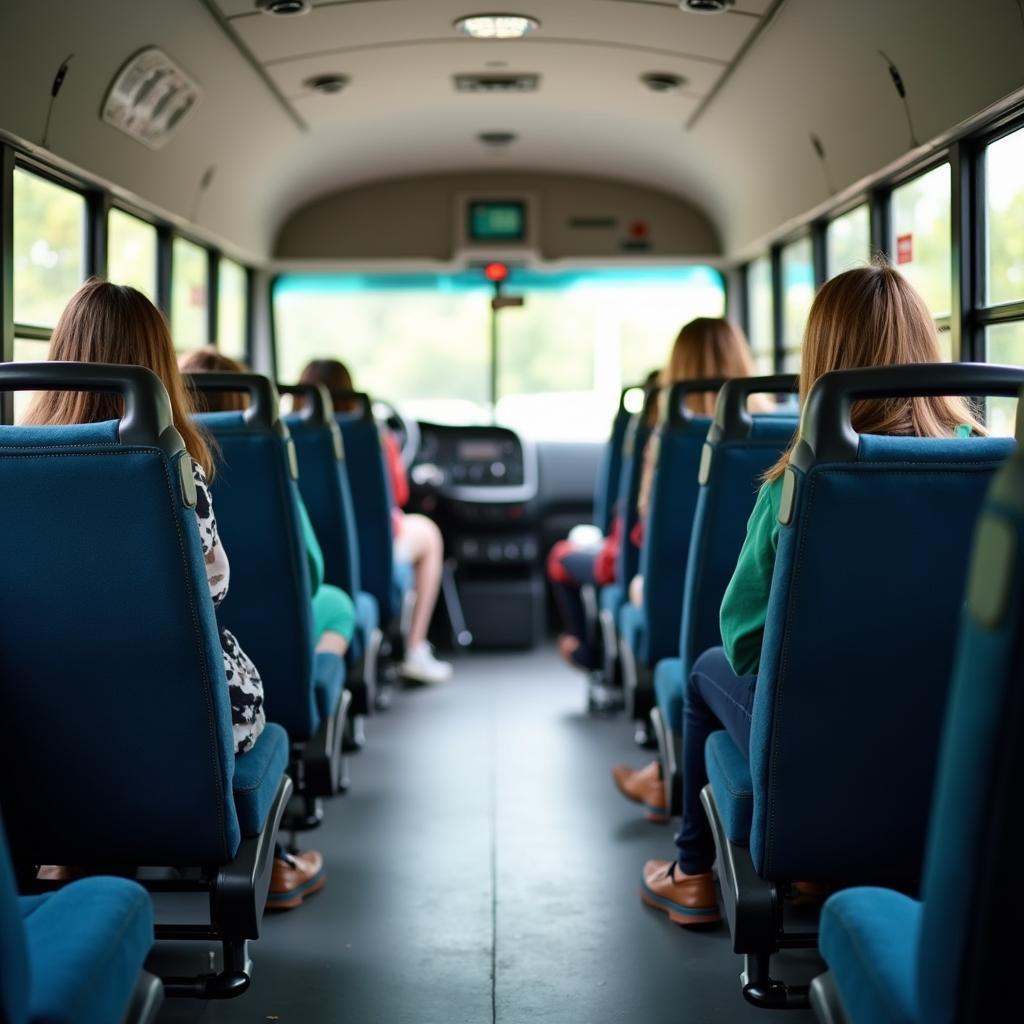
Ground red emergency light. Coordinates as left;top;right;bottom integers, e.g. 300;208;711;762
484;261;509;283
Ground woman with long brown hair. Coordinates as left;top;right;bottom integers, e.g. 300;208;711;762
26;281;324;911
640;263;984;928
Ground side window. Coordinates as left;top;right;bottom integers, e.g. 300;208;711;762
107;209;157;298
780;237;814;372
826;204;870;278
171;238;209;350
891;164;952;339
12;168;85;333
217;258;248;359
745;256;774;373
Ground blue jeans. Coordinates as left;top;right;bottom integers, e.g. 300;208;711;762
674;647;756;875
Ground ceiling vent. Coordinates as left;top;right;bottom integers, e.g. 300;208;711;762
640;72;687;93
304;74;349;94
678;0;734;13
455;73;540;93
257;0;311;15
478;131;517;146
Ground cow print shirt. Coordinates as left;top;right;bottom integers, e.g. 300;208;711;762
193;461;266;755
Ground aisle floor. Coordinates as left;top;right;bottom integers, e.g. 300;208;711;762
155;648;817;1024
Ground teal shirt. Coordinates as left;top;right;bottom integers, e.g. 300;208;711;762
720;476;784;677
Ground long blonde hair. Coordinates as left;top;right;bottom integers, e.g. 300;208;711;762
662;317;758;417
22;279;215;477
764;263;984;482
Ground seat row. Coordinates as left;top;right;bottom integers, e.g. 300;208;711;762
0;361;412;1019
590;363;1024;1017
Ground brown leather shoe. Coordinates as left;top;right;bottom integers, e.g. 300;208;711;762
640;859;721;926
267;849;326;911
611;761;668;823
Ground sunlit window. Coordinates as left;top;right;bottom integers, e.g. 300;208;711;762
746;257;774;373
13;169;86;328
274;266;724;440
891;164;952;318
985;127;1024;306
171;238;209;350
826;205;870;278
107;209;157;298
986;320;1024;436
781;237;814;372
217;258;248;359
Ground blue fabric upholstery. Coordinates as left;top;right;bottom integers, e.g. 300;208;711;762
21;877;155;1024
198;412;320;744
679;418;798;679
750;436;1015;881
599;583;624;616
617;602;645;663
653;658;684;734
356;588;380;639
232;722;289;838
819;889;921;1024
0;420;240;865
704;731;754;844
615;417;650;592
635;416;711;666
594;401;632;536
0;815;30;1024
313;651;346;722
336;413;401;623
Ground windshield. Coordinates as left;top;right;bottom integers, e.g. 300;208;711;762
274;265;725;440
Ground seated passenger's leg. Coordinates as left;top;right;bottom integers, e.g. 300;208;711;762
313;584;356;657
641;647;755;927
611;760;667;822
547;541;600;670
398;513;452;684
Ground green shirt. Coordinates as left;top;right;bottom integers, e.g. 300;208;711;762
720;476;784;677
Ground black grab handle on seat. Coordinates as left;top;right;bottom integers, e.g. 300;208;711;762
666;378;728;429
278;382;331;427
185;371;280;432
329;390;375;424
708;374;800;442
0;361;175;447
794;363;1024;466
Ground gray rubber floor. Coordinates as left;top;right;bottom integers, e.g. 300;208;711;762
155;648;817;1024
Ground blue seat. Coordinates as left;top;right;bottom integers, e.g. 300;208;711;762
0;363;291;999
0;811;161;1024
232;721;290;838
593;385;635;536
280;381;383;709
187;372;348;806
811;397;1024;1024
700;363;1024;1009
649;376;798;801
334;392;409;632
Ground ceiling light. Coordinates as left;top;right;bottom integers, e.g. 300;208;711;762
640;72;687;93
679;0;734;13
454;14;540;39
257;0;311;15
304;73;349;95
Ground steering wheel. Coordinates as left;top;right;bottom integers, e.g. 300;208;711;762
372;399;421;468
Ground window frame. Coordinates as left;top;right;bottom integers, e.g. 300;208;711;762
0;140;255;424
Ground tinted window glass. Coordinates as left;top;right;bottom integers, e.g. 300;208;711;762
217;258;248;359
171;238;209;349
826;205;870;278
781;237;814;372
986;320;1024;436
107;209;157;298
891;164;952;317
746;257;774;373
985;127;1024;306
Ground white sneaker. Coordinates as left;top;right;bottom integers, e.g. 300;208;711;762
401;642;453;685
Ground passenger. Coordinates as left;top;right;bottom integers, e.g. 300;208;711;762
639;263;985;928
298;358;453;685
179;348;356;661
23;284;320;908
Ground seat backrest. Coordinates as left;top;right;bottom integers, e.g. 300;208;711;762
613;387;659;591
678;376;799;675
593;386;636;535
636;380;722;664
280;382;362;599
0;363;239;866
750;363;1023;883
917;419;1024;1024
0;813;29;1024
333;391;398;622
188;372;319;743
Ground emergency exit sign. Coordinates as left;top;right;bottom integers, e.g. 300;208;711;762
896;233;913;264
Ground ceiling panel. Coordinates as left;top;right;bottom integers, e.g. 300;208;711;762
227;0;758;66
